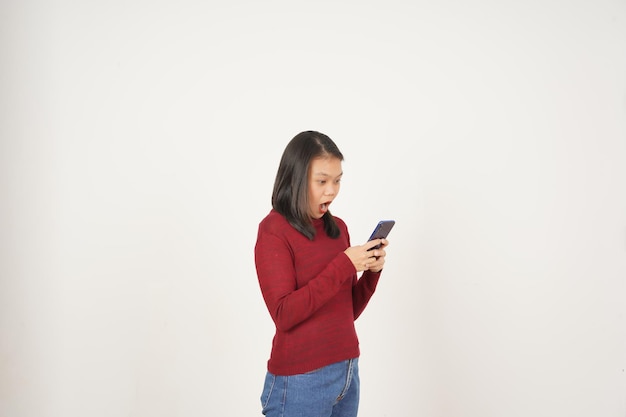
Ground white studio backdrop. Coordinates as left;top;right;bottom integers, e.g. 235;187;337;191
1;1;625;416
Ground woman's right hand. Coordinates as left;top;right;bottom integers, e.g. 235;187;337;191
344;239;387;272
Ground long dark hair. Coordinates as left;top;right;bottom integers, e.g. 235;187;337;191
272;131;344;240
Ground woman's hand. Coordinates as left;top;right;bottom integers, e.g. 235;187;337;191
344;239;389;273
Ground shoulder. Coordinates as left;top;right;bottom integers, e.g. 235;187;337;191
256;210;305;255
258;209;291;235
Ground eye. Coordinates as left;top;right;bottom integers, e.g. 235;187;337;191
318;180;327;185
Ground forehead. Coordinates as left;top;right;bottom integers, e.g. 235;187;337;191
310;156;343;176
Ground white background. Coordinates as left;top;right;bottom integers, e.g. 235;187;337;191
1;1;625;416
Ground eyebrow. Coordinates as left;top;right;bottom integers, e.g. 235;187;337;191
313;171;343;178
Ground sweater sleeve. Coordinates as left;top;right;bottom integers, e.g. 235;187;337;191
352;270;382;319
255;230;356;332
340;220;382;320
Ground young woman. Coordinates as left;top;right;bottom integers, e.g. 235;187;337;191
254;130;389;417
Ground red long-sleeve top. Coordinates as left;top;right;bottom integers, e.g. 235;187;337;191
255;209;381;376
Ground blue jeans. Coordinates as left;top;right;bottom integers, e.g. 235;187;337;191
260;358;360;417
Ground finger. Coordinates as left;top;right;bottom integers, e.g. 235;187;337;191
370;252;385;263
370;252;386;265
367;260;384;272
364;239;383;251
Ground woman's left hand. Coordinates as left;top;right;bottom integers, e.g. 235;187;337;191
366;239;388;272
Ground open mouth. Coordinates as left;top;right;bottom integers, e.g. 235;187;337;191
320;201;331;214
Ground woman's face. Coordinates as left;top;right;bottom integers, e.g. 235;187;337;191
308;156;343;219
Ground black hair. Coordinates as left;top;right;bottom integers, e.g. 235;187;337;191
272;130;344;240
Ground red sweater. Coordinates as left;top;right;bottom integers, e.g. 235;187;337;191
255;209;381;375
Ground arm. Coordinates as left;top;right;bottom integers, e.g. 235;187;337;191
352;270;381;319
255;231;356;332
351;238;388;319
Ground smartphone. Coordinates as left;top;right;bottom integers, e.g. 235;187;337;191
367;220;395;250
